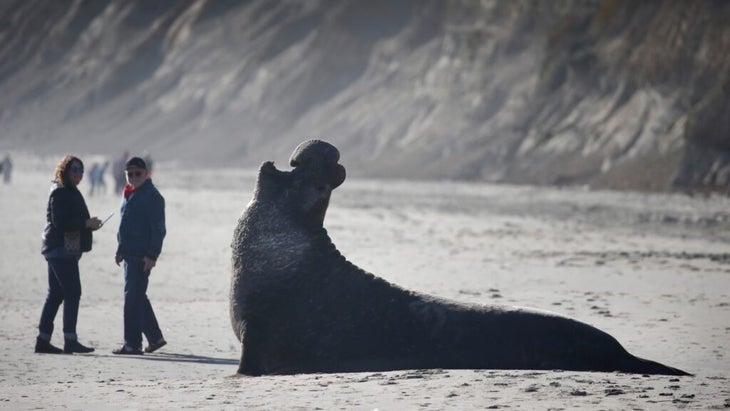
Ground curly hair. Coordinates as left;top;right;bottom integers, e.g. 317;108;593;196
53;155;84;187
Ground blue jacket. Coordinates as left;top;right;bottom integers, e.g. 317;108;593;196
41;183;93;255
116;179;166;260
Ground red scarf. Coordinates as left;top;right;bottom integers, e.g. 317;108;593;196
123;184;139;199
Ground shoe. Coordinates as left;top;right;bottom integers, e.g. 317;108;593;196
112;345;143;355
64;339;95;354
35;337;63;354
144;339;167;353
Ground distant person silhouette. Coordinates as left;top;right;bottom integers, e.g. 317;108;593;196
1;154;12;183
113;151;129;194
87;163;100;196
99;161;109;194
89;161;109;196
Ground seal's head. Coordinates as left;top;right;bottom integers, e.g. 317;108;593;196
254;140;346;230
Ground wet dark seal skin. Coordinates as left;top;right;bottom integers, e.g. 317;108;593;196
230;140;690;377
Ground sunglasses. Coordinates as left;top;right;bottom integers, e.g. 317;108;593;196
70;166;84;174
126;170;145;178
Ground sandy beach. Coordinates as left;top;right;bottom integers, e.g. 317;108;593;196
1;153;728;410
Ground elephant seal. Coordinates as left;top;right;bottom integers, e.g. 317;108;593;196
230;140;690;376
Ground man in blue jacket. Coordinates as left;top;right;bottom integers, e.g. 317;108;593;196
113;157;167;355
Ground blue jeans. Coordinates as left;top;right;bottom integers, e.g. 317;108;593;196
38;257;81;337
123;257;163;350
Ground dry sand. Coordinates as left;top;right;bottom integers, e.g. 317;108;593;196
1;153;729;410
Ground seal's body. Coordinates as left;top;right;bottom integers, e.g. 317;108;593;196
230;140;689;376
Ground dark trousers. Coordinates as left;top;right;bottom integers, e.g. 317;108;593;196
38;258;81;337
123;257;163;350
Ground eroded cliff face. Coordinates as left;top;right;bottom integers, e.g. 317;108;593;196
1;0;728;192
521;0;730;191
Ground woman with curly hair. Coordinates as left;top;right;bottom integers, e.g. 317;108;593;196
36;155;103;354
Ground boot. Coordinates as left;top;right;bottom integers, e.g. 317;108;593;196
144;338;167;353
112;345;143;355
64;339;95;354
35;337;63;354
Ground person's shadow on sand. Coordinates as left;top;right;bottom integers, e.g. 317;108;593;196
94;352;238;366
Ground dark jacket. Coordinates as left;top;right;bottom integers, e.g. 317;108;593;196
116;179;166;260
41;183;93;255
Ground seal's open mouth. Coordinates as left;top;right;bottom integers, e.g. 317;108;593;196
288;139;346;189
258;140;346;190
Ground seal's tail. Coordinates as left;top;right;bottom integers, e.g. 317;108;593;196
620;355;692;376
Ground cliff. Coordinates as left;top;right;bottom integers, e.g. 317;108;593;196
1;0;728;191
